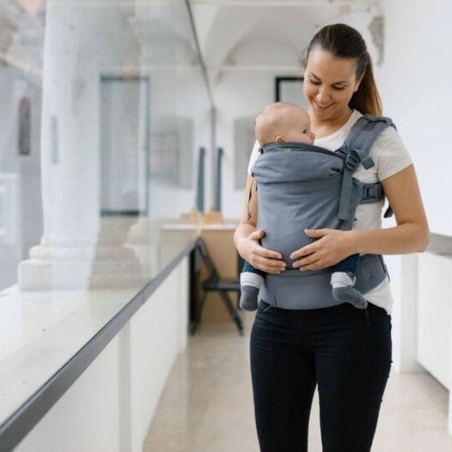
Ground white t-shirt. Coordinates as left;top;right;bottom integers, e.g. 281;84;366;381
247;110;413;314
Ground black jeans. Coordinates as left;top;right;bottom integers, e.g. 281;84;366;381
250;301;392;452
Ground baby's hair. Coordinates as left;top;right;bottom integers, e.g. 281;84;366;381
255;102;303;145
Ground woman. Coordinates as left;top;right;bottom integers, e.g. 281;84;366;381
234;23;429;452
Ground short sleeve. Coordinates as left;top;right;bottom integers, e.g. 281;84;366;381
247;140;261;175
371;126;413;181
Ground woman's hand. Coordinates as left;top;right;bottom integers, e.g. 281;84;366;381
290;228;354;271
235;174;286;274
236;228;286;274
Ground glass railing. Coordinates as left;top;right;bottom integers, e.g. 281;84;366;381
0;0;213;438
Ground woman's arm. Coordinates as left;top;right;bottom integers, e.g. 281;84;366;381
234;174;286;274
290;164;430;271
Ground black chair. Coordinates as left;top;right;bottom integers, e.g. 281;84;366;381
191;238;244;335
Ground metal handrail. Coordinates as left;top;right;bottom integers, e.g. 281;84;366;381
0;240;197;452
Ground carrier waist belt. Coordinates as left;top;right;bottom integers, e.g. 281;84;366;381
260;254;388;310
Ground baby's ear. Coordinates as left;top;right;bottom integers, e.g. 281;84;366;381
276;136;284;143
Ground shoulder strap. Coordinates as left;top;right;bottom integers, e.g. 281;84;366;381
337;114;395;221
340;114;394;157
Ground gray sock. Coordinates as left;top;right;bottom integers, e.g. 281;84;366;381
239;285;260;311
332;286;368;309
331;272;367;309
240;271;263;311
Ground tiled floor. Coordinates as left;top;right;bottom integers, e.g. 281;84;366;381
144;313;452;452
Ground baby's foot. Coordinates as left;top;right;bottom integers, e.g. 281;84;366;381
239;286;260;311
331;272;367;309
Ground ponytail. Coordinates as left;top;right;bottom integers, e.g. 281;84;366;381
349;52;382;116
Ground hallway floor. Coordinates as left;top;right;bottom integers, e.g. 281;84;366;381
144;313;452;452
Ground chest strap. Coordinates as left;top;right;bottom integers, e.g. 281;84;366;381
361;182;383;204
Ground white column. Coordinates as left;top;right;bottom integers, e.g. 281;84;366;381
18;0;144;290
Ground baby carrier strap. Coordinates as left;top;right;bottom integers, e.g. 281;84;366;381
336;114;395;222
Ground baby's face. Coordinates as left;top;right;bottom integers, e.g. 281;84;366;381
283;109;315;144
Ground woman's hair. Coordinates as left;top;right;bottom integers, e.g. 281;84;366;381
300;23;382;116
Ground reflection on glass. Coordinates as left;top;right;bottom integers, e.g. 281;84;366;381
100;75;149;216
0;0;213;430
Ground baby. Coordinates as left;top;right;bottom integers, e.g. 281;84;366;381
240;102;367;311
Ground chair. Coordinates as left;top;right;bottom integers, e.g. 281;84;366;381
191;238;244;335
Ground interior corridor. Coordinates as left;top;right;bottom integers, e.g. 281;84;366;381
144;313;452;452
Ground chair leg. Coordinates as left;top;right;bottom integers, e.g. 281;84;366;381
218;291;244;336
191;291;207;335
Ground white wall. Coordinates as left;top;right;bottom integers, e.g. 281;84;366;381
378;0;452;372
416;252;452;388
148;66;212;219
15;257;189;452
380;0;452;237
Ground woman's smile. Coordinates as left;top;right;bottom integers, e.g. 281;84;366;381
313;99;334;110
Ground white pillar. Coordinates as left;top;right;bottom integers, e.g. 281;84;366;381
19;0;144;290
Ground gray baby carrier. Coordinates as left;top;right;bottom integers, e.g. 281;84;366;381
251;114;394;309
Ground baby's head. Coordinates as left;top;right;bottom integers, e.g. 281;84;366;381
255;102;315;146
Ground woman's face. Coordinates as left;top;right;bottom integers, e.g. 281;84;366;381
303;46;362;123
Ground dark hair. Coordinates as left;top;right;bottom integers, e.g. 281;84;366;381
300;23;382;116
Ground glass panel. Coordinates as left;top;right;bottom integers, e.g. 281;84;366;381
0;0;212;427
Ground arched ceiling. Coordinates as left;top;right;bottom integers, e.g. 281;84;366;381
0;0;381;85
190;0;381;74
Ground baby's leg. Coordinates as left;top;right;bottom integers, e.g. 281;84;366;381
331;254;367;309
240;262;265;311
